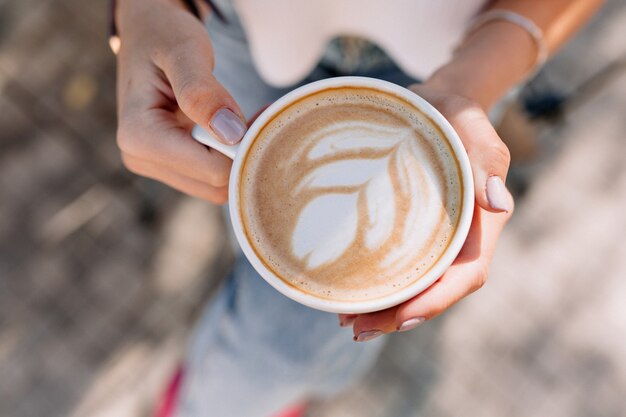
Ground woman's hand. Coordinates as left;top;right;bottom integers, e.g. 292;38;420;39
115;0;246;203
341;0;605;338
340;85;514;341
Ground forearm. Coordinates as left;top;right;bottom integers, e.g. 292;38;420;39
426;0;605;110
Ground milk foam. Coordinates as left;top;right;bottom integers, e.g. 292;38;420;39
241;87;462;302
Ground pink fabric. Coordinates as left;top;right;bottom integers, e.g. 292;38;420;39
271;402;309;417
154;365;308;417
154;366;184;417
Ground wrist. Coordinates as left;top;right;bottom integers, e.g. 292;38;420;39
423;63;481;105
423;62;497;112
424;20;538;111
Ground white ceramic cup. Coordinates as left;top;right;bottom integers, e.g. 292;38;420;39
191;76;474;314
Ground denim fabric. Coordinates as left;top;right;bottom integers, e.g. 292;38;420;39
176;257;385;417
175;9;421;417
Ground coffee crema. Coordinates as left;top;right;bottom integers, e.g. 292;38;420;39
240;87;462;302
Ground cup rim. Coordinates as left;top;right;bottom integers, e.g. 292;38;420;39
228;76;474;314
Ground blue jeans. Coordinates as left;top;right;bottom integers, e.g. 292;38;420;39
175;6;418;417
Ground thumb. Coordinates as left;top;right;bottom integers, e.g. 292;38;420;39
461;116;513;213
408;84;512;213
157;41;246;145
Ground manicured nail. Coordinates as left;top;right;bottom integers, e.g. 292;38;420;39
486;176;512;212
339;316;356;327
354;330;383;342
210;108;246;144
397;317;425;332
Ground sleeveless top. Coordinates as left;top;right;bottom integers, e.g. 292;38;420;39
213;0;487;87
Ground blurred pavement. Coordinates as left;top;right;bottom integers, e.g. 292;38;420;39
1;1;625;416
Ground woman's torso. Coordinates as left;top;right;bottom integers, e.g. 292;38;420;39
212;0;487;86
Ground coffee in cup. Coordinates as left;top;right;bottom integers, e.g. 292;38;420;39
240;86;463;303
192;77;473;313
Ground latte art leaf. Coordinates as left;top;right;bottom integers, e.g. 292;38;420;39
290;121;420;270
241;87;462;302
306;121;414;160
292;192;358;269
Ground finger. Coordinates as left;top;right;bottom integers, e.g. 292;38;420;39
352;198;513;338
154;37;247;145
338;314;357;327
394;202;512;326
174;106;196;131
453;109;512;213
409;84;512;213
352;307;398;341
117;109;233;187
121;152;229;204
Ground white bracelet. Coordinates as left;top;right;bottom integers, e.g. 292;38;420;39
463;9;548;77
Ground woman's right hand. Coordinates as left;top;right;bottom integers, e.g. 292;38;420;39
115;0;246;203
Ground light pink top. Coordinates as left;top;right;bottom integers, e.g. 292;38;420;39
233;0;487;87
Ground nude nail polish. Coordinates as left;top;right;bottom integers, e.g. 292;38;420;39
210;108;246;144
354;329;383;342
486;176;512;212
397;317;425;332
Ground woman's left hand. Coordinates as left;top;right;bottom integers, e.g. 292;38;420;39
339;84;514;341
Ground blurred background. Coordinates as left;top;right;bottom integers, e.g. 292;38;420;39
1;0;625;416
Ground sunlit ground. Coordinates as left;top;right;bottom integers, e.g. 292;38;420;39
1;1;625;416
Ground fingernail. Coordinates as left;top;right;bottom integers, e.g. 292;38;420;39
486;176;512;212
339;316;356;327
354;330;383;342
210;108;246;144
397;317;425;332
